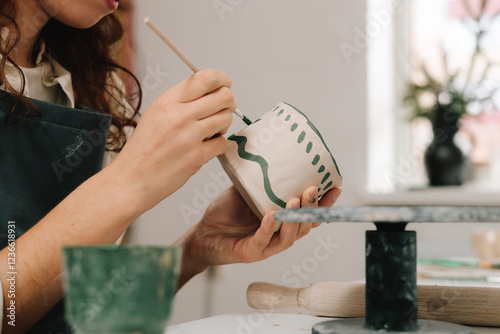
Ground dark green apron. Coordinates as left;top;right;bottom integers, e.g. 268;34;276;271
0;93;111;333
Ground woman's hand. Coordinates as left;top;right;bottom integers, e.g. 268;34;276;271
110;69;236;211
175;186;342;288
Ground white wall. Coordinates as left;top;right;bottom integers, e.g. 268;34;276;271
130;0;370;326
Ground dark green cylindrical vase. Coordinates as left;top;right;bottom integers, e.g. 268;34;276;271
365;230;418;331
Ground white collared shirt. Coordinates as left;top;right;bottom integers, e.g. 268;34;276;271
1;27;75;109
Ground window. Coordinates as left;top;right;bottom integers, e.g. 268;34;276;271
366;0;500;203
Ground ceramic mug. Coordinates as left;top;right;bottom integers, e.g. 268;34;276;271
219;101;342;230
63;245;180;334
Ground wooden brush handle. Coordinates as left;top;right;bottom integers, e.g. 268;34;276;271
247;281;500;327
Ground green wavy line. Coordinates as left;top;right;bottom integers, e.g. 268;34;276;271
228;135;287;208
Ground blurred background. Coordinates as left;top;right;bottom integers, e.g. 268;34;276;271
114;0;500;325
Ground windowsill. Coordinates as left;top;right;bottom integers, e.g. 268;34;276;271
361;185;500;206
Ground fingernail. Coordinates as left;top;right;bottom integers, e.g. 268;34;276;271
267;212;276;226
310;189;318;204
332;189;342;202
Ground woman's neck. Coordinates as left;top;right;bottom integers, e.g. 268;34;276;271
7;1;50;68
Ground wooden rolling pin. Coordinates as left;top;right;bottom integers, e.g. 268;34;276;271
247;282;500;327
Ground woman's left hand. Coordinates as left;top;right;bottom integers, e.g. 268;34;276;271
174;185;341;288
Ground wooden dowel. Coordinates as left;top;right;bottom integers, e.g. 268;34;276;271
247;281;500;327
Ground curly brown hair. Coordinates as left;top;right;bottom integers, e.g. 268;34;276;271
0;0;142;151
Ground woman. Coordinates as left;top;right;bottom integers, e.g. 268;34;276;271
0;0;341;333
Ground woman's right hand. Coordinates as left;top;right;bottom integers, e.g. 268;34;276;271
110;69;236;211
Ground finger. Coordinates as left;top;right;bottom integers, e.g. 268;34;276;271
199;108;233;140
164;69;232;103
295;222;312;239
319;187;342;207
190;86;237;120
297;186;318;238
200;135;228;162
313;188;342;228
262;198;300;257
303;186;319;206
242;211;277;262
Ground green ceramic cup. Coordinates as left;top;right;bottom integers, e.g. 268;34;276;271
63;245;180;334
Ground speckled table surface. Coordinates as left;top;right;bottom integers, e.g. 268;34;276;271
164;314;499;334
274;206;500;223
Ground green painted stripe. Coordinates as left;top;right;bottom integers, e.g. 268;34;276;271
321;172;331;184
318;165;325;173
272;105;279;112
312;154;320;165
228;135;287;208
290;123;298;132
277;109;284;116
285;114;291;121
282;102;342;179
253;118;262;123
297;131;306;144
323;181;333;191
306;142;313;153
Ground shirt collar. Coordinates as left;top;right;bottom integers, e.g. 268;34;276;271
42;55;76;108
0;26;75;108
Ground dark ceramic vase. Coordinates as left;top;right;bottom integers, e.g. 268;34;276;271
424;105;465;186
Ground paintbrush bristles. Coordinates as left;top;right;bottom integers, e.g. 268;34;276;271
144;17;200;73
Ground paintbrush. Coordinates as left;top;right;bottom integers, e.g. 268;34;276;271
144;17;252;126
